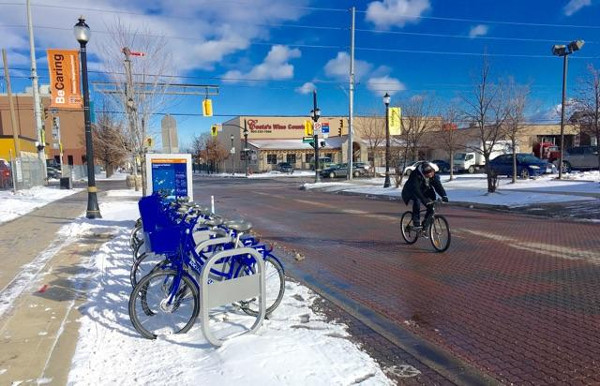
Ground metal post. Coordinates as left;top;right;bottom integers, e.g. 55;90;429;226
558;54;568;180
230;134;235;175
76;18;101;219
347;6;355;181
244;119;249;177
312;90;321;183
26;0;47;177
383;98;391;188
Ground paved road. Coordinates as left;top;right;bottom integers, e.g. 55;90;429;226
193;176;600;385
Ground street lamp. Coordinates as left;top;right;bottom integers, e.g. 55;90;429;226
552;39;584;180
74;16;101;218
311;90;321;183
383;92;391;188
230;134;235;175
243;119;249;177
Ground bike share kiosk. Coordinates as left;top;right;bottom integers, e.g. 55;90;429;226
145;153;193;200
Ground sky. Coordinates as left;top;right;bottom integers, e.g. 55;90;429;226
0;171;599;384
2;0;600;148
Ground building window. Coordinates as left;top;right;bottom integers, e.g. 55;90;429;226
305;154;314;163
286;154;296;164
324;152;333;160
267;154;277;164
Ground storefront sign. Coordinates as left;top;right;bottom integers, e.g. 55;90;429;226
247;119;304;133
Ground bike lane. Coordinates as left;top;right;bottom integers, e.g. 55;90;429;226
198;178;600;385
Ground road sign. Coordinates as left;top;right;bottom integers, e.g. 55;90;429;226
321;122;330;134
314;122;322;133
302;137;314;143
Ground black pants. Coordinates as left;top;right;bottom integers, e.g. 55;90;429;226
411;198;434;227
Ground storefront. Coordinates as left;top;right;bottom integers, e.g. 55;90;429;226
218;116;356;172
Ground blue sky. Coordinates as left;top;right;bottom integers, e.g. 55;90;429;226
2;0;600;148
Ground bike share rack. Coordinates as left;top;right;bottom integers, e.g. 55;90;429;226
200;247;266;347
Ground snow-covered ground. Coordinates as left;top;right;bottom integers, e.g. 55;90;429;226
1;170;598;384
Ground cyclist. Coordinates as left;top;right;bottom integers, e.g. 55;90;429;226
401;161;449;229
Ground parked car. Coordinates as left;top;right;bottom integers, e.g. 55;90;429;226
353;161;371;173
402;160;439;176
0;159;12;188
562;145;599;172
320;163;366;178
47;166;61;179
276;162;294;174
431;159;450;173
489;153;552;179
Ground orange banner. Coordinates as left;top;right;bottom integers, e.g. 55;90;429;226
47;49;82;109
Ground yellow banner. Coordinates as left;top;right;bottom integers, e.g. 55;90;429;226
389;107;401;135
46;49;82;109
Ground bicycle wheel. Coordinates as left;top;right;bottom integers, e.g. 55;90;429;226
132;239;146;262
429;215;451;252
129;269;199;339
239;255;285;317
130;252;171;287
129;224;144;251
400;211;419;244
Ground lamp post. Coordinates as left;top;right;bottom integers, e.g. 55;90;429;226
552;40;584;180
243;119;249;177
230;134;235;175
311;90;321;183
383;92;391;188
74;16;101;219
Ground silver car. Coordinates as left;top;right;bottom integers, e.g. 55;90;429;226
563;146;599;171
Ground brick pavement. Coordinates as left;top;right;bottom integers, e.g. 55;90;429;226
197;177;600;385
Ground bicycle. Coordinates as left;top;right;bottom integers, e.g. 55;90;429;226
400;200;451;252
128;194;285;339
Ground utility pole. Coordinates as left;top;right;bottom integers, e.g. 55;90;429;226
348;6;355;180
26;0;47;178
2;49;21;158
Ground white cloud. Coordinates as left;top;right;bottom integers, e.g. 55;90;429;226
324;52;372;82
563;0;592;16
222;45;301;83
367;75;406;96
296;82;316;94
469;24;489;38
365;0;431;29
0;0;309;75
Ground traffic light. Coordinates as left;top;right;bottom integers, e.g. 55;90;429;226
202;98;213;117
338;119;343;136
145;137;154;148
210;124;218;137
304;120;313;136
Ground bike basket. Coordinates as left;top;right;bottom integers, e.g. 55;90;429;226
147;225;184;254
138;195;171;232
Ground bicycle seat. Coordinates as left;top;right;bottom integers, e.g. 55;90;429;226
224;220;253;232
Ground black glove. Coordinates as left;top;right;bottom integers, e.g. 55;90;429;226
442;196;449;202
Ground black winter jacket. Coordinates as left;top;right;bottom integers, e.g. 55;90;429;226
401;170;447;205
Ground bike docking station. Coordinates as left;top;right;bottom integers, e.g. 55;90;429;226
199;243;266;347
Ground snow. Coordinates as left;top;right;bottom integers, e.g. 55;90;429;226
1;170;598;385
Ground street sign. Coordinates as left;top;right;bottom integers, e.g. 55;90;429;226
302;137;314;143
314;122;322;133
321;122;330;134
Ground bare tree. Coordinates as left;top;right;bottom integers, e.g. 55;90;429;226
92;109;129;177
96;18;172;193
461;57;510;193
198;135;228;174
573;64;600;174
395;94;439;186
354;114;386;177
437;105;462;181
504;78;530;183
